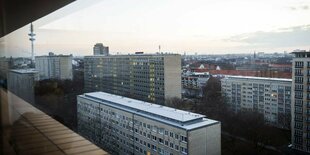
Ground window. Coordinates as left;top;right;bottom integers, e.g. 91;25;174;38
152;135;157;141
152;145;157;151
165;140;169;146
181;135;188;142
175;134;179;139
181;147;188;154
170;132;174;138
170;142;174;148
175;145;179;150
165;130;169;136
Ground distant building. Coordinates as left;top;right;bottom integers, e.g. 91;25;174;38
84;54;181;104
35;52;73;80
182;72;210;98
8;69;39;104
93;43;109;56
77;92;221;155
0;57;13;79
221;76;292;128
291;50;310;153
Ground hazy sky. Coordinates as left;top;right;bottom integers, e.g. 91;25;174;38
1;0;310;57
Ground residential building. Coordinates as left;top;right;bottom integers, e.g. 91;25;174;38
0;57;13;79
291;50;310;153
182;72;210;98
35;52;73;80
84;54;181;104
93;43;109;56
7;69;39;104
221;76;292;127
77;92;221;155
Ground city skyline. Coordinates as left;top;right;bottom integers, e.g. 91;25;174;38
1;0;310;57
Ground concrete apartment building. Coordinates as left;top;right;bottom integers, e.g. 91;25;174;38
291;50;310;153
181;72;210;97
84;54;181;104
93;43;109;56
8;69;39;104
77;92;221;155
0;57;13;79
221;76;292;127
35;52;73;80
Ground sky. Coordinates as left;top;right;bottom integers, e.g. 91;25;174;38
1;0;310;57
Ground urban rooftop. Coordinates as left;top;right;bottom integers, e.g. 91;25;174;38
79;92;219;130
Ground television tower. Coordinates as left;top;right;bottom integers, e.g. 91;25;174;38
28;23;36;61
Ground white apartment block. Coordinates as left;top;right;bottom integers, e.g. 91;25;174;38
77;92;221;155
291;50;310;153
35;52;73;80
221;76;292;127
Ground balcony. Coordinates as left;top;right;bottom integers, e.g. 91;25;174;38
295;73;304;76
1;89;109;155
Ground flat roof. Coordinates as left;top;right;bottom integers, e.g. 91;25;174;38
78;92;219;130
223;75;292;82
10;69;38;74
84;53;180;58
35;55;72;58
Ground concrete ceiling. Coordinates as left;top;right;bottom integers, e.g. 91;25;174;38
0;0;75;38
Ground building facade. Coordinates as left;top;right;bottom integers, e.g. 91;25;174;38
181;72;210;98
93;43;109;56
84;54;181;104
221;76;291;127
291;50;310;153
8;69;39;104
35;52;73;80
77;92;221;155
0;57;13;79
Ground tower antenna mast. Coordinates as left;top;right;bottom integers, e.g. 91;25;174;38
28;23;36;62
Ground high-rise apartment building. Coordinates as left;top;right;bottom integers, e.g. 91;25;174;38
93;43;109;56
8;69;39;104
291;50;310;153
77;92;221;155
84;54;181;104
221;76;292;127
35;52;73;80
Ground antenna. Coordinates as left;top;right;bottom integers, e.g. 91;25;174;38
28;23;36;62
159;45;161;53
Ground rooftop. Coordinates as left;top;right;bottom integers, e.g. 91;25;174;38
84;53;180;58
223;75;292;82
10;68;38;74
79;92;218;130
